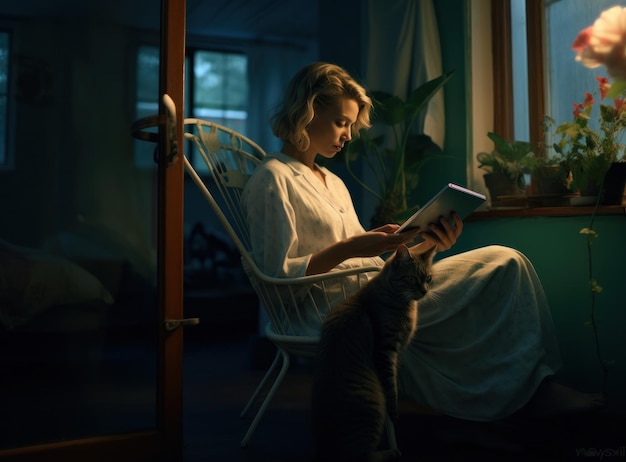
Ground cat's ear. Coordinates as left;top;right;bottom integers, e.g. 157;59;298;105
395;244;411;261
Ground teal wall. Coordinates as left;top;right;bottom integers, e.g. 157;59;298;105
459;215;626;413
431;0;626;413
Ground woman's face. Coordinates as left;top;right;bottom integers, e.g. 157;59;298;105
307;96;359;159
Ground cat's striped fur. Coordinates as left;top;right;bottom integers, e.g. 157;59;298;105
311;244;436;462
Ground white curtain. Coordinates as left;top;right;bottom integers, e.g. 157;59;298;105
245;42;318;153
243;41;317;334
365;0;445;148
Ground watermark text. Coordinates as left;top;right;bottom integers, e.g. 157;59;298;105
576;447;626;459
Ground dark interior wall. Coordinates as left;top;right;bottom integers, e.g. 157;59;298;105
1;18;69;245
317;0;365;81
0;15;158;281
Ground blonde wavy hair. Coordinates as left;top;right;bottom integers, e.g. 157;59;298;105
271;62;373;152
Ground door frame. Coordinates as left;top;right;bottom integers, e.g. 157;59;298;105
156;0;187;458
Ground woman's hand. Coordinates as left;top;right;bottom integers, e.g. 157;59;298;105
420;212;463;252
305;224;420;275
347;225;421;257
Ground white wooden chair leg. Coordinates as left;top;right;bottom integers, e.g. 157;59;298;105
240;348;290;447
240;349;281;419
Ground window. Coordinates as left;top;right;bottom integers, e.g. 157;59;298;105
187;50;248;133
542;0;626;145
134;45;160;169
502;0;626;152
134;45;248;170
0;31;10;167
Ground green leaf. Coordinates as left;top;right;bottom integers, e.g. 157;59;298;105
487;132;512;154
590;279;603;293
404;133;443;166
600;103;615;123
580;227;599;243
476;151;498;169
608;79;626;98
405;71;455;117
509;140;535;162
371;92;406;125
343;137;367;161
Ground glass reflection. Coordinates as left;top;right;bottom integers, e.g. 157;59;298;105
0;1;160;450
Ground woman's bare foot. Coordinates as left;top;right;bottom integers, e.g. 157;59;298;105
529;380;605;417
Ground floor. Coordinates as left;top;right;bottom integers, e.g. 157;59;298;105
1;310;623;461
181;331;626;462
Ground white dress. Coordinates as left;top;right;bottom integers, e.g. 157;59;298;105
242;152;562;421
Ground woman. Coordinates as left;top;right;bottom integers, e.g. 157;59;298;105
242;62;604;421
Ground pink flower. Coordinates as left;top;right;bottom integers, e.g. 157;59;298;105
572;26;595;58
572;6;626;81
573;102;584;118
596;76;610;99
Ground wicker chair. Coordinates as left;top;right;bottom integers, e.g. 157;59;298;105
182;118;385;448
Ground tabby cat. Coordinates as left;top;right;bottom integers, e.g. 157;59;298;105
311;244;436;462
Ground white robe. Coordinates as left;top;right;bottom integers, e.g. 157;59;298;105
242;152;562;421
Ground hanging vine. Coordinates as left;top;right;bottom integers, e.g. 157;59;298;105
579;188;611;395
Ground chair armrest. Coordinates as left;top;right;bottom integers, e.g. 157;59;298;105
243;256;381;286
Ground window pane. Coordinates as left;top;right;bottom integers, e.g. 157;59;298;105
134;47;248;171
134;45;160;169
0;31;9;166
511;0;529;141
1;10;161;448
545;0;626;138
192;51;247;134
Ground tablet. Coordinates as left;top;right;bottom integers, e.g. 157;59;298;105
395;183;486;234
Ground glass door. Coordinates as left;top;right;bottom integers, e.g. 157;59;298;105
0;0;186;460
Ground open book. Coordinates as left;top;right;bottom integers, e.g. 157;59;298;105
395;183;486;234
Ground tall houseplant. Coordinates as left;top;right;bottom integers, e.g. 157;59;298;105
342;71;454;228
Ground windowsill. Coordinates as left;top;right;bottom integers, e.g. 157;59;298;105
468;204;626;221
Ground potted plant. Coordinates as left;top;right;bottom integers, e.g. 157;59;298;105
532;156;572;195
341;71;455;228
523;153;574;207
545;76;626;203
475;132;536;205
